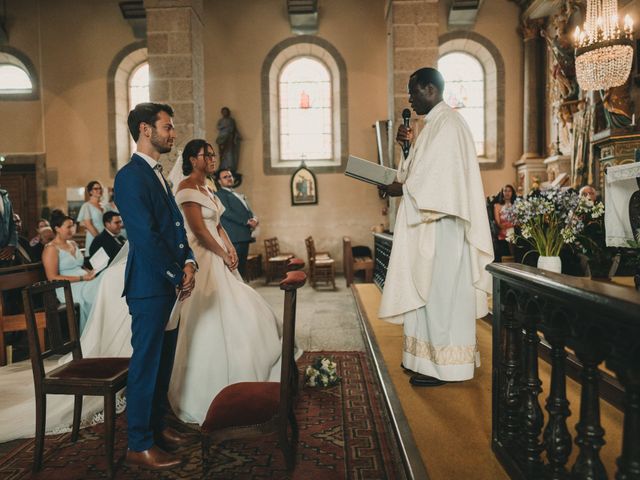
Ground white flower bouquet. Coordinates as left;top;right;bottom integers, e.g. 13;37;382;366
502;187;603;257
304;356;340;388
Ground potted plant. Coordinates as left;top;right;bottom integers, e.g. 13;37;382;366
502;188;601;273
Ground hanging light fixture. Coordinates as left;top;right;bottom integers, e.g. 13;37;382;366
574;0;634;91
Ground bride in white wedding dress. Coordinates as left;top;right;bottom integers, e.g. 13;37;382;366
0;139;291;441
167;139;286;425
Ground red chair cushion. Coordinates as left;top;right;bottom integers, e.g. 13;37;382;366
201;382;280;433
286;258;305;270
46;358;129;381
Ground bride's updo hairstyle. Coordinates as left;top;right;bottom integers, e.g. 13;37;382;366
181;139;214;176
50;209;73;234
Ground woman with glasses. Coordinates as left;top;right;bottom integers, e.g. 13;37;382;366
77;180;112;256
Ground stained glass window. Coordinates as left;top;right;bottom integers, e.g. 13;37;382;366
438;52;485;156
279;56;332;161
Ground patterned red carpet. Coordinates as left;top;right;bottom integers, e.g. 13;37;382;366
0;352;404;479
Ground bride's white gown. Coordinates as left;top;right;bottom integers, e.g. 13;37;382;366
168;188;283;424
0;188;287;440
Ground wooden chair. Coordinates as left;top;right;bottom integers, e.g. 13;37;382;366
305;236;335;289
22;280;129;478
264;237;294;284
201;270;306;471
245;253;262;281
342;236;374;287
0;262;47;366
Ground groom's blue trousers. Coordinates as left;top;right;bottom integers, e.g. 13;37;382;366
126;295;178;452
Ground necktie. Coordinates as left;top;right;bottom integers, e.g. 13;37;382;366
154;164;163;174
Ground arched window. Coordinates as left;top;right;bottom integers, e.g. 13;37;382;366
279;57;332;161
128;62;150;154
438;32;505;170
129;62;149;111
262;37;348;174
438;52;485;155
0;50;38;99
107;43;147;175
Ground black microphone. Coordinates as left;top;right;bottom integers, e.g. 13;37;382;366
401;108;411;159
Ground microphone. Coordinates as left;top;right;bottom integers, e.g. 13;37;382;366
401;108;411;159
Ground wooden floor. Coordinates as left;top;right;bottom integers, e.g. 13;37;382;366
352;284;624;480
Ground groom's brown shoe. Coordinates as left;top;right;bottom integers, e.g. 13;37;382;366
154;426;192;451
125;445;183;470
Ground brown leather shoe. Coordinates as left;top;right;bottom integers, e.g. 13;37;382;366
125;445;183;470
154;426;192;451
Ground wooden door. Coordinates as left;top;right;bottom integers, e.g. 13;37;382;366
1;164;39;239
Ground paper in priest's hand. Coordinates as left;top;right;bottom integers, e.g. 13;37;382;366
88;247;110;274
345;155;397;186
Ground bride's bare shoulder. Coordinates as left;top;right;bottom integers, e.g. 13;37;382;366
176;178;196;193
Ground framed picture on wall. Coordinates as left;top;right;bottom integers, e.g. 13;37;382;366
290;164;318;206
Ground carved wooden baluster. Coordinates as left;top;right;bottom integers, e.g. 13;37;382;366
612;364;640;479
572;340;607;480
518;308;544;477
500;301;522;447
543;321;572;479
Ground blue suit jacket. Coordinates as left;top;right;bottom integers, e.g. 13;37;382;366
114;154;194;298
215;188;254;244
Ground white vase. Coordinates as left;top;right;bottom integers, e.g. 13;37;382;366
537;255;562;274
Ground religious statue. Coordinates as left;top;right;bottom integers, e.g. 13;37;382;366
601;78;635;130
541;3;579;105
216;106;242;172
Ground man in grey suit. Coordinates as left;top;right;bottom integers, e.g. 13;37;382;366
215;168;258;279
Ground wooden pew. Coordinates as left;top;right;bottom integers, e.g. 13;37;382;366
0;262;47;365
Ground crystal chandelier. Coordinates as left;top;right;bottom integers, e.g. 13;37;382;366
574;0;634;91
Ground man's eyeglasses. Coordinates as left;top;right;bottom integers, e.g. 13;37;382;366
220;175;233;180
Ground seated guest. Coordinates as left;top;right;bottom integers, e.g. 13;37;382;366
42;209;101;333
29;218;50;247
88;211;126;265
30;226;54;262
579;184;598;203
493;184;516;262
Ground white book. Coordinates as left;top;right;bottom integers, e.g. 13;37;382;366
345;155;397;186
88;247;110;274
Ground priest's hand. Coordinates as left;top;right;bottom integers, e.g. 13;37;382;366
396;124;414;146
378;181;403;197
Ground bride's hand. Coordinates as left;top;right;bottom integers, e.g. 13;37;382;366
223;253;237;271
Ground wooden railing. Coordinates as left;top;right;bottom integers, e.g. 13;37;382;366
487;263;640;479
373;232;392;289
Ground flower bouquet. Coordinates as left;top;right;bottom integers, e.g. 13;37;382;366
502;188;603;272
304;357;340;388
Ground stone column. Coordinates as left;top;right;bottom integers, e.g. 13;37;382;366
519;18;546;161
144;0;205;167
385;0;439;231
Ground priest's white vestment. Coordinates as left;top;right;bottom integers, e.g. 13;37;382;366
378;101;494;381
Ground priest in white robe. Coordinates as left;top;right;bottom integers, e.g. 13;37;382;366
379;67;494;386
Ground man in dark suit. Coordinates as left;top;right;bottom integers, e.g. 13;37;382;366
88;211;126;264
215;168;258;278
114;103;196;471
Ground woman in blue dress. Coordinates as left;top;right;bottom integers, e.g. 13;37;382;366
77;180;110;256
42;210;102;333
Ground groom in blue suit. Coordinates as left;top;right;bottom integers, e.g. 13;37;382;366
114;103;196;470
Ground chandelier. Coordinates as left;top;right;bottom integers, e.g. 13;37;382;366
574;0;634;91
